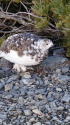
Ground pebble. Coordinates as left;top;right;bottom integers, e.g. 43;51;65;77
62;93;70;102
24;110;32;116
22;78;35;85
62;67;69;73
5;83;13;91
32;109;44;116
23;72;31;78
29;118;35;123
33;122;41;125
0;54;69;124
18;96;24;105
56;87;62;92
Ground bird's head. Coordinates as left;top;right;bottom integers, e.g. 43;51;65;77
38;38;53;51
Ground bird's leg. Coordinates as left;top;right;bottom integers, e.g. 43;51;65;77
20;65;27;72
13;64;21;72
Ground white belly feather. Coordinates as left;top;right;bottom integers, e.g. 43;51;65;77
0;50;39;66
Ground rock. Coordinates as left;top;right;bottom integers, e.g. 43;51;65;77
49;102;57;111
18;97;24;105
53;48;65;56
43;55;68;67
62;93;70;102
0;58;12;69
0;113;7;119
33;122;41;125
58;75;70;82
21;78;35;85
56;87;62;92
35;89;46;94
3;94;13;99
66;116;70;121
61;67;69;73
56;68;61;74
51;116;62;123
57;106;64;111
29;118;35;123
22;72;31;78
32;109;44;116
24;110;32;116
5;83;13;91
0;48;70;124
0;119;2;123
6;75;18;83
0;82;4;90
26;122;31;125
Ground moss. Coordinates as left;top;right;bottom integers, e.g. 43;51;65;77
0;36;6;46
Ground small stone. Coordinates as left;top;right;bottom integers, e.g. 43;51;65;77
49;102;57;111
56;69;61;74
58;75;70;82
57;106;64;110
0;119;2;123
35;89;46;94
62;93;70;102
5;83;13;91
45;104;51;112
56;87;62;92
0;82;4;90
23;72;31;78
26;122;31;125
18;97;24;105
29;118;35;123
64;116;70;122
3;94;13;99
62;67;69;73
22;78;35;85
33;122;41;125
66;116;70;121
51;116;62;123
0;114;7;119
6;75;18;83
32;109;44;116
35;94;46;100
24;110;32;116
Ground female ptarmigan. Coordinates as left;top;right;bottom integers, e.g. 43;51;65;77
0;33;53;72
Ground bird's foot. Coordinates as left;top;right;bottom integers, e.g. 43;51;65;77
13;64;26;72
20;65;26;72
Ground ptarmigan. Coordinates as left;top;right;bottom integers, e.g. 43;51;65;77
0;33;53;72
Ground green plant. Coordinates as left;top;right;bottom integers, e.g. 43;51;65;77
32;0;70;57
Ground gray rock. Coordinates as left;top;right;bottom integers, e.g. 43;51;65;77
35;89;46;94
6;75;18;83
43;55;68;67
53;48;65;56
49;102;57;111
24;110;32;116
51;116;62;123
5;83;13;91
3;94;13;99
62;93;70;102
21;78;35;85
0;113;7;119
33;122;41;125
56;87;62;92
18;96;24;105
62;67;69;73
58;75;70;82
22;72;31;78
0;82;4;90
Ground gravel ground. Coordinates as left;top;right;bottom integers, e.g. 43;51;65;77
0;49;70;125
